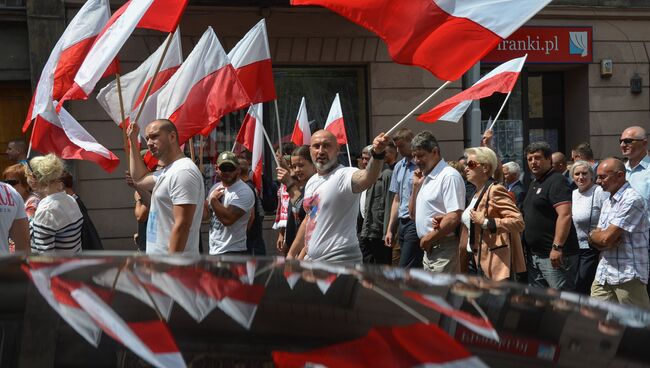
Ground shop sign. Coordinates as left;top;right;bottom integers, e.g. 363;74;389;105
455;325;560;362
483;26;593;64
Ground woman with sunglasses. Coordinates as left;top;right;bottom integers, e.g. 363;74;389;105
276;145;316;255
458;147;526;281
571;160;609;294
3;164;42;220
25;154;83;254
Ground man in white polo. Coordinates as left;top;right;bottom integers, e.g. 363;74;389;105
409;131;465;272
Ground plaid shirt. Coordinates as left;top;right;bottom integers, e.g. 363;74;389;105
594;182;650;285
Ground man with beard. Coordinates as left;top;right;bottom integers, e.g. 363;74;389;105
287;130;390;264
127;120;205;255
205;151;255;255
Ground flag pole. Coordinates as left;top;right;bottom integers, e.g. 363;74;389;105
345;143;352;167
261;124;281;167
189;137;195;162
133;32;174;126
26;119;35;159
116;73;130;164
273;100;282;151
385;80;452;136
486;91;512;132
198;135;204;173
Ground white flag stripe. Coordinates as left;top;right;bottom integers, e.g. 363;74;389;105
228;19;271;68
474;55;527;84
324;93;342;127
249;104;264;178
437;100;472;123
150;272;218;322
74;0;155;95
57;104;115;159
434;0;550;39
32;0;109;120
296;97;311;144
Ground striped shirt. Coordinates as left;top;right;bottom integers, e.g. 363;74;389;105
595;183;649;285
30;191;83;254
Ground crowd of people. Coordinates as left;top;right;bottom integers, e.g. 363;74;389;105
2;119;649;309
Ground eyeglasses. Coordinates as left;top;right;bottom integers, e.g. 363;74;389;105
619;138;645;145
2;179;18;186
218;164;237;173
466;160;483;169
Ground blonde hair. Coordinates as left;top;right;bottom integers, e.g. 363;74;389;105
464;147;498;178
26;154;64;188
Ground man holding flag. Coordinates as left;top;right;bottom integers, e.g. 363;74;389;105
287;130;390;263
127;120;204;255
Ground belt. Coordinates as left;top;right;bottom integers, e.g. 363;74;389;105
399;217;412;224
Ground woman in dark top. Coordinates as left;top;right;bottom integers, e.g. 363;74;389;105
276;146;316;254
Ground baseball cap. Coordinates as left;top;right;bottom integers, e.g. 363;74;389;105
217;151;238;167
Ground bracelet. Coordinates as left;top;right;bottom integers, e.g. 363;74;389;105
371;148;386;160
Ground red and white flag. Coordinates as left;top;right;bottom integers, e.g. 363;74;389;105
291;0;549;81
228;19;276;103
235;104;264;191
97;29;183;128
68;280;187;368
273;323;488;367
23;0;110;133
229;259;258;285
290;97;311;146
32;103;120;172
58;0;189;106
418;55;527;123
22;259;110;347
404;291;500;342
93;268;175;321
143;27;250;145
324;93;347;145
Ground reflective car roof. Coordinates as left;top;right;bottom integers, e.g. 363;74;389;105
3;253;650;367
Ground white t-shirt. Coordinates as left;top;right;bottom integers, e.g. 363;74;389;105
147;157;205;255
0;183;27;253
415;159;466;238
31;191;82;254
303;165;362;263
572;185;609;249
207;179;254;255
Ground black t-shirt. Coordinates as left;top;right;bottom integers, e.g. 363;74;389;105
522;169;579;256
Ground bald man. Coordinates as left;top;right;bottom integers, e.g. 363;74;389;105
127;120;204;255
589;158;649;308
287;130;390;264
620;126;649;215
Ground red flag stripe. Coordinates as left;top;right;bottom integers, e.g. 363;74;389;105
235;59;277;104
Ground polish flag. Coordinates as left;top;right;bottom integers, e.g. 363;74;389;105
324;93;348;145
418;55;527;123
234;104;265;191
145;27;250;145
23;0;110;132
68;280;187;368
93;267;175;321
291;0;549;81
97;29;183;128
58;0;189;106
30;104;120;172
228;19;276;103
290;97;311;146
299;262;349;294
273;323;488;367
284;271;301;289
229;259;257;285
22;259;110;347
404;291;500;342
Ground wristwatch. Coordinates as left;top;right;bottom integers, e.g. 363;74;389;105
552;243;564;251
370;148;386;160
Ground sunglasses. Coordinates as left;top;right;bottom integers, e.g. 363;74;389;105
219;164;237;173
619;138;645;145
466;160;483;169
2;179;18;186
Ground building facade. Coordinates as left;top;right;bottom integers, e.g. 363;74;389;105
1;0;649;249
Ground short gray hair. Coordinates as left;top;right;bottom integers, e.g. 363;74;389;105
411;131;439;153
569;160;594;178
503;161;521;175
362;145;372;154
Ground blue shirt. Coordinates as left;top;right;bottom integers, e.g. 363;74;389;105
389;157;416;219
626;154;650;217
595;183;649;285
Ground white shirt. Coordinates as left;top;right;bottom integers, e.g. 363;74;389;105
303;165;362;263
572;185;608;250
415;159;466;238
208;180;254;255
31;191;82;255
0;183;26;253
462;196;479;252
147;157;205;255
